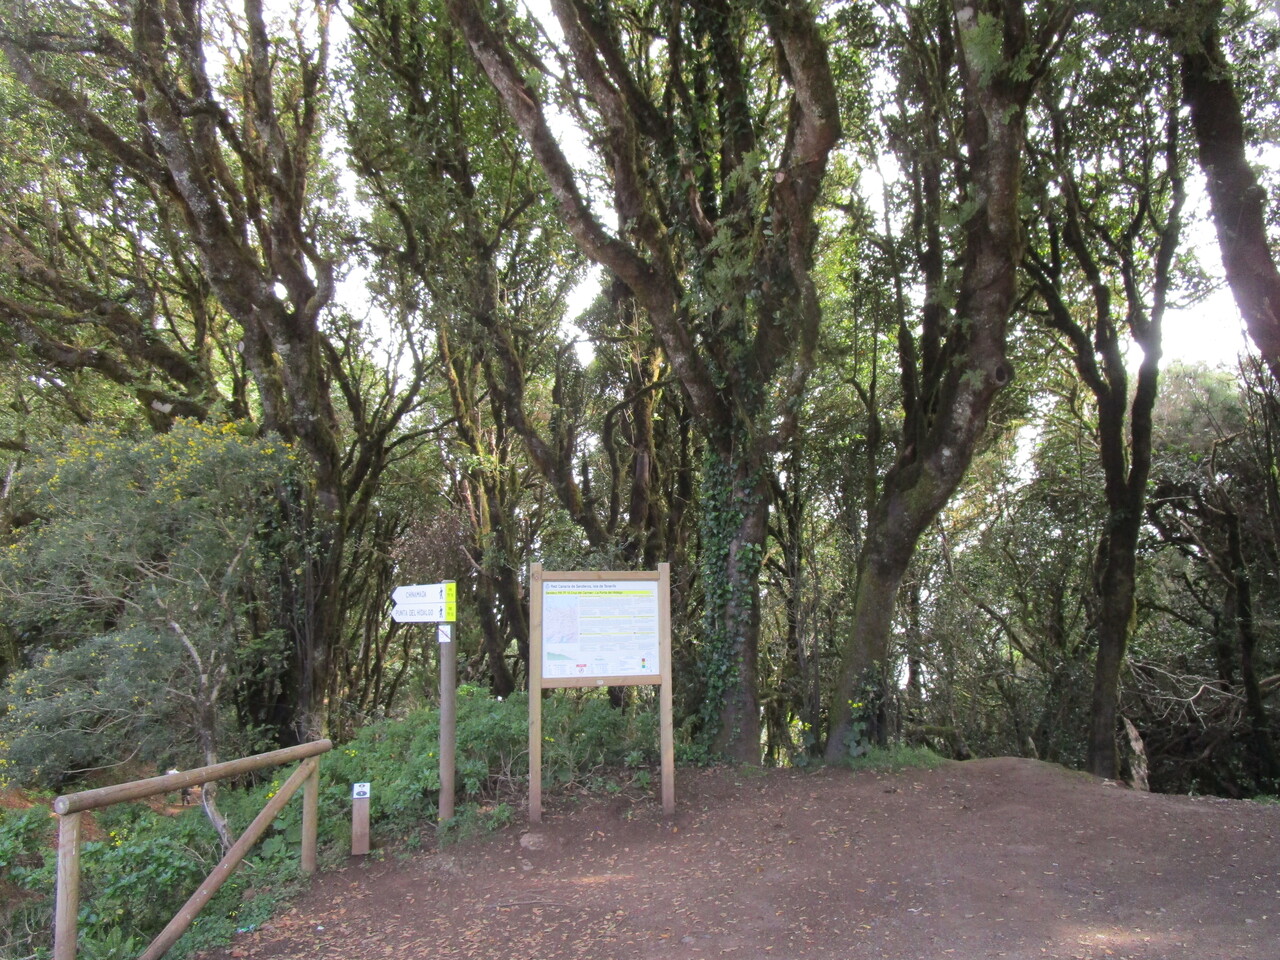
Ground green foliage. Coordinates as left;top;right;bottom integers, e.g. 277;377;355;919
842;745;948;774
325;686;660;832
0;689;663;959
0;632;176;789
0;803;54;889
79;828;212;932
437;802;516;847
0;422;302;786
77;924;143;960
958;13;998;81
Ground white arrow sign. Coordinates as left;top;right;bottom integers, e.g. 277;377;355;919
390;600;457;623
392;582;456;605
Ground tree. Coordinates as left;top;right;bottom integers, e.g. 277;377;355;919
343;0;596;694
1021;21;1186;777
825;0;1072;759
445;0;841;758
0;0;437;739
1174;1;1280;381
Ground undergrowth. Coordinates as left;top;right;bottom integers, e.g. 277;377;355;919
0;686;659;960
842;744;948;773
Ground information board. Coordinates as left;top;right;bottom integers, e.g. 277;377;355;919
528;564;674;822
541;580;660;680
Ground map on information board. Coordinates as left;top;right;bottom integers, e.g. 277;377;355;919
541;580;660;679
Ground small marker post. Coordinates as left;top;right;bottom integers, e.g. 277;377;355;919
351;782;370;856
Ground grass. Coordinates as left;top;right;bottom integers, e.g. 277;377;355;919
843;744;949;773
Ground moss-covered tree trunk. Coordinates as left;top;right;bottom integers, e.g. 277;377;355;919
826;0;1068;760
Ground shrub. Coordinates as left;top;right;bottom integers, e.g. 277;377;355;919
0;422;303;788
0;688;663;959
324;686;661;830
843;744;948;773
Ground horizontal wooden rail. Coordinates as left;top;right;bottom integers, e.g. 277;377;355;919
54;739;333;815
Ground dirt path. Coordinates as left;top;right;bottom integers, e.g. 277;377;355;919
205;758;1280;960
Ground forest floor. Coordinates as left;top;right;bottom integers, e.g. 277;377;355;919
199;757;1280;960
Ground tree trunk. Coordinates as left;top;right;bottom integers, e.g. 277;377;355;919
1086;520;1142;777
826;465;952;758
701;452;771;761
474;572;517;699
826;0;1058;760
1180;18;1280;382
1225;509;1279;787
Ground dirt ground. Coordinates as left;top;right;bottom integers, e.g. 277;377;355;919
203;758;1280;960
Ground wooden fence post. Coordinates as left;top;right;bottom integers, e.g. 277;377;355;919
53;811;82;960
301;761;319;874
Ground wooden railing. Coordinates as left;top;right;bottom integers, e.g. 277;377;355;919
52;739;333;960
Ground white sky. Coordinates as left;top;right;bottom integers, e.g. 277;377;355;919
1162;286;1254;371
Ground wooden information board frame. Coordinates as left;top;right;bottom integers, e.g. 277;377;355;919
528;563;674;822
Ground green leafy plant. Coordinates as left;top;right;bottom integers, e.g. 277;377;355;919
78;923;143;960
844;745;948;773
437;802;515;846
0;422;302;787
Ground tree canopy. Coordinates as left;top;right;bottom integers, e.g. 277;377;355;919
1;0;1279;797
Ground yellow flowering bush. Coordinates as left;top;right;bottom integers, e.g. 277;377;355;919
0;421;305;786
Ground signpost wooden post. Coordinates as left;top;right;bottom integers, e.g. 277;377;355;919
528;563;674;823
390;582;457;823
437;622;456;822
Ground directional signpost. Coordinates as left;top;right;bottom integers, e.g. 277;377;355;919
391;581;457;623
389;582;457;821
351;782;371;856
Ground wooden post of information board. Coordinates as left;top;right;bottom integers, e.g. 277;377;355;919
529;564;544;823
528;563;674;823
657;564;674;815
